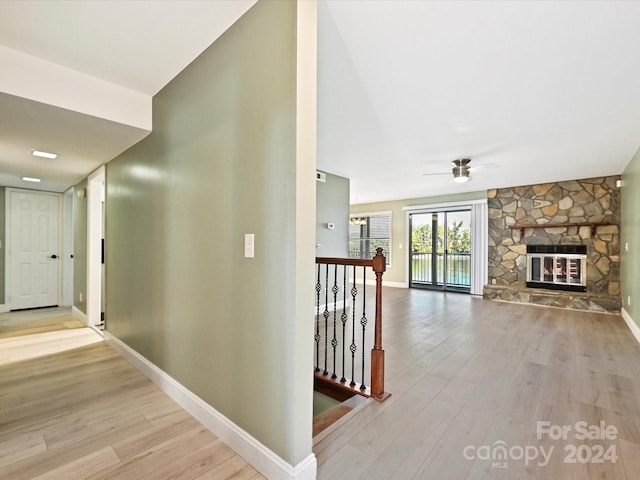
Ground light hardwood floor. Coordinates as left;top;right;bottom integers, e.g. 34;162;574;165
0;308;264;480
3;290;640;480
314;288;640;480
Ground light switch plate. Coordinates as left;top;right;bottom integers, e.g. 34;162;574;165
244;234;255;258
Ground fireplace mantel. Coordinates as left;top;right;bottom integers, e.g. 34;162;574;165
508;221;614;237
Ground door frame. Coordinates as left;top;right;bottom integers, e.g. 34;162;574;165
87;166;105;329
404;199;488;295
4;187;64;311
408;209;471;293
62;187;74;307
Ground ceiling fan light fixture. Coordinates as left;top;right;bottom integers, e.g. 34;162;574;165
453;173;470;183
452;158;471;183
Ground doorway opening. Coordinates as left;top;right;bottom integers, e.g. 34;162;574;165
87;167;105;333
409;210;471;293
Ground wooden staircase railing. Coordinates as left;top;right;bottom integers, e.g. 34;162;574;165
314;247;390;401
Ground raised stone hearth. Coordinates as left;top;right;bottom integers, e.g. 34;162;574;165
484;176;621;313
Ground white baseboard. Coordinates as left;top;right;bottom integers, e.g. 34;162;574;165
0;304;9;313
72;306;88;325
104;332;316;480
621;308;640;345
315;299;350;315
360;279;408;289
383;280;408;288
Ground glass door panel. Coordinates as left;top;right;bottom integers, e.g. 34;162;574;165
409;210;471;292
445;210;471;290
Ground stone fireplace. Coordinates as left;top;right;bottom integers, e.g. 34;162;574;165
483;176;621;313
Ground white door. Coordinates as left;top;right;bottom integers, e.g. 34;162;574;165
9;190;60;310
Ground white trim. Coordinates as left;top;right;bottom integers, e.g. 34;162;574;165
62;187;74;307
87;166;105;327
621;308;640;345
405;210;411;287
4;189;8;309
350;209;391;218
382;280;408;288
470;202;488;295
72;305;88;325
0;304;9;313
402;198;487;212
315;299;350;315
358;278;408;289
104;331;317;480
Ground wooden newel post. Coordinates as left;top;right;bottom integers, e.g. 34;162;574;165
371;247;387;400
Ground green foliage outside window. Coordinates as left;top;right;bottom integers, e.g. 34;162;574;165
411;220;470;253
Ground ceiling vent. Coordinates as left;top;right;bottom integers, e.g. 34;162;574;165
316;171;326;182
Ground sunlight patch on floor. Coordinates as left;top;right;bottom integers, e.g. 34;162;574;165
0;328;103;366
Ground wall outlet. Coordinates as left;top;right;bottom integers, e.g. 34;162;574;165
625;242;629;252
628;296;632;307
80;292;83;302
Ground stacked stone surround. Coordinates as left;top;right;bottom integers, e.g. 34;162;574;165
483;176;621;313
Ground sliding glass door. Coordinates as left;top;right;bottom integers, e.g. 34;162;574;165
409;210;471;292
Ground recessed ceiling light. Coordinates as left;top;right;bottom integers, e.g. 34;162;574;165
30;149;58;159
22;177;41;183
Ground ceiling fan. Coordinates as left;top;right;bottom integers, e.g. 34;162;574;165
422;158;497;183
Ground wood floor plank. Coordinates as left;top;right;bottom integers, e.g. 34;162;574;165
315;288;640;480
358;399;456;479
111;415;201;460
619;437;640;479
137;439;235;480
29;446;120;480
193;454;263;480
86;426;219;480
0;413;153;479
0;310;261;480
5;291;640;480
0;432;47;469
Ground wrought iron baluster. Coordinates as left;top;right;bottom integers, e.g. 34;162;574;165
331;264;339;379
314;248;387;400
323;263;330;376
350;264;357;387
341;265;348;383
315;264;321;372
360;265;367;390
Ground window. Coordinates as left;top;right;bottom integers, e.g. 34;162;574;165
349;212;392;265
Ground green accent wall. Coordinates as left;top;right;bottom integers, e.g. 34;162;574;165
104;0;313;466
0;187;4;304
622;147;640;324
73;180;88;314
316;172;349;257
352;191;487;284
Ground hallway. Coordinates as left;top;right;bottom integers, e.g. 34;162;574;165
0;308;263;480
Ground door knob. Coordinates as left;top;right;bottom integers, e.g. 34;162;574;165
50;254;58;259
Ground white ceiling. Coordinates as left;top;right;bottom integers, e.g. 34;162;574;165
1;1;639;201
318;0;640;203
0;0;256;192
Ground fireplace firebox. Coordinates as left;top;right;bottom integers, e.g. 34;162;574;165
526;245;587;292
